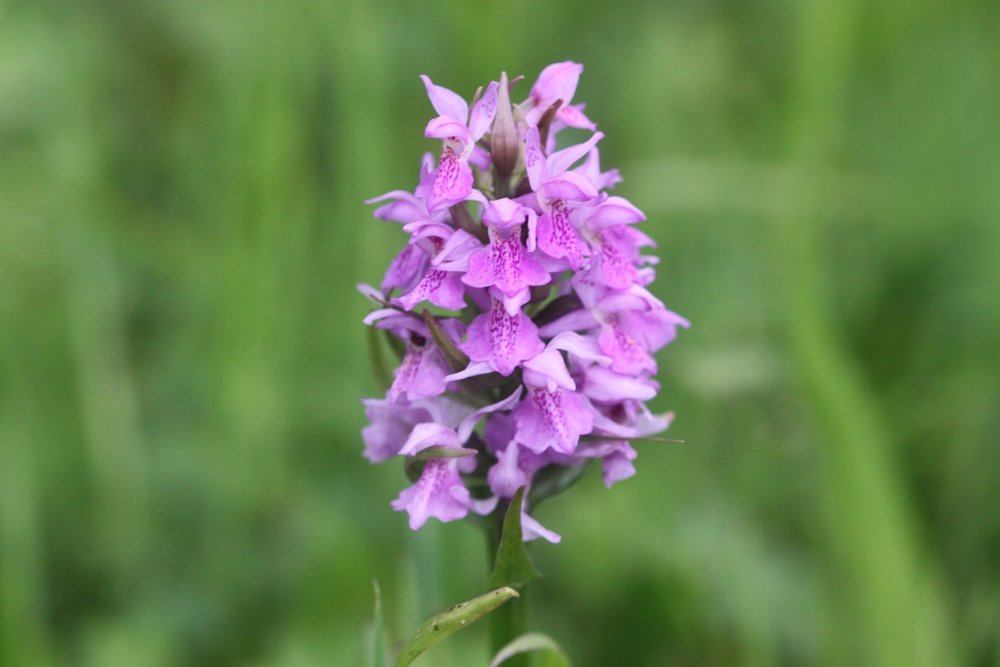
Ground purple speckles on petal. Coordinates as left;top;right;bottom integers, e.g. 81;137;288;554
398;268;466;311
462;201;550;296
462;294;544;376
515;386;593;455
537;200;586;269
389;341;449;401
598;314;656;375
392;459;468;529
427;145;474;214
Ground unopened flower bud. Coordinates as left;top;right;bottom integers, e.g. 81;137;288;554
490;72;519;190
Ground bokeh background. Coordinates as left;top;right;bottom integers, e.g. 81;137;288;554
2;0;999;665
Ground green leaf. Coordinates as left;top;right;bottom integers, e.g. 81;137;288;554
395;587;519;667
404;447;478;482
366;326;392;392
530;293;582;327
579;435;687;445
422;309;470;373
490;633;572;667
488;487;540;590
411;446;478;461
449;202;488;243
527;461;590;508
384;329;406;361
371;580;385;667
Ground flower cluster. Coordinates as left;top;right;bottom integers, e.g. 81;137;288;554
360;62;688;542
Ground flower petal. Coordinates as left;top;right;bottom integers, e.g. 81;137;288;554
523;126;547;192
536;201;586;269
521;511;562;543
530;61;583;110
514;387;593;454
462;297;545;376
468;81;500;141
547;131;603;178
420;75;469;122
392;459;469;529
399;422;462;456
487;444;528;499
427;146;474;214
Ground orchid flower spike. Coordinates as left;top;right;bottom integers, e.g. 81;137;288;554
360;63;687;543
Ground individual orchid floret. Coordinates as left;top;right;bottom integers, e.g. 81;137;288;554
574;440;638;488
392;458;496;530
540;282;689;376
462;198;550;304
422;76;499;214
394;221;470;311
523;61;596;132
512;333;611;455
366;310;462;402
524;126;605;269
461;288;545;376
390;389;521;529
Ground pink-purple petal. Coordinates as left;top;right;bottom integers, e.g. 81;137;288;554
420;75;469;122
514;386;593;455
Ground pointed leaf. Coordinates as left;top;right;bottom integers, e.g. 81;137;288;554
395;587;519;667
384;329;407;361
490;633;571;667
366;327;393;392
527;461;590;508
371;580;385;667
450;202;488;243
537;98;563;152
531;294;583;328
410;446;478;462
580;435;687;445
422;309;470;373
488;487;540;589
404;446;478;482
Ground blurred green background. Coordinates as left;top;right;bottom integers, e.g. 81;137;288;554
2;0;998;665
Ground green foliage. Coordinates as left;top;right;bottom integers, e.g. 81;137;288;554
527;462;590;508
489;487;541;590
405;447;478;482
367;326;393;393
422;309;470;373
491;633;571;667
371;581;385;667
395;587;519;667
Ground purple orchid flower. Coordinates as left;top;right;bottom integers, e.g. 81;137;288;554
461;288;545;376
391;389;521;529
462;198;550;306
524;126;604;270
360;64;687;541
422;76;499;214
523;61;596;132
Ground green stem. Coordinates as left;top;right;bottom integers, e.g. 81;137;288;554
485;507;529;665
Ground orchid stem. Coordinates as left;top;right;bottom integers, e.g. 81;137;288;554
485;506;528;665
